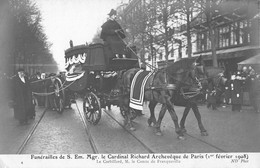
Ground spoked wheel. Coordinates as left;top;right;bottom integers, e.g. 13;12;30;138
120;107;137;120
83;92;102;125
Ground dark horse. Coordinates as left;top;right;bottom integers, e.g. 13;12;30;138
175;66;227;137
117;56;208;140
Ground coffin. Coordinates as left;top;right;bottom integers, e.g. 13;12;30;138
65;43;108;71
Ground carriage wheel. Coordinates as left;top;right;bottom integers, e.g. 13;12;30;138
120;107;137;120
83;92;102;125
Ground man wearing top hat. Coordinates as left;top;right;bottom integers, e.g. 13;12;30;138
100;9;126;59
11;68;35;125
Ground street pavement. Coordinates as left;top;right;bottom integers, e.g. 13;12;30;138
0;98;45;154
139;103;260;153
21;105;94;154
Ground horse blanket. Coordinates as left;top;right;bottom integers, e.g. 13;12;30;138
129;70;153;110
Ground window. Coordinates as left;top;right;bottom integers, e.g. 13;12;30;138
239;21;244;44
201;32;207;51
219;26;230;48
230;22;238;45
196;31;207;52
201;33;205;51
247;20;251;43
197;33;201;52
219;28;223;47
159;52;163;60
239;20;251;44
206;31;211;50
229;19;252;46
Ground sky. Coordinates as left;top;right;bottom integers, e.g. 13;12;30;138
34;0;126;71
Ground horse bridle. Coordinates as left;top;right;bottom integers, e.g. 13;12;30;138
180;75;204;100
165;64;207;99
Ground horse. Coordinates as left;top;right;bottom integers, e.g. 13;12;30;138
116;56;208;140
146;57;209;139
176;66;227;136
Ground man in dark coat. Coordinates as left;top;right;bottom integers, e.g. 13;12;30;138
230;71;244;112
12;68;35;125
100;9;126;59
46;73;59;111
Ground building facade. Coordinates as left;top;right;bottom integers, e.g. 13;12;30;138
192;0;260;75
118;0;260;72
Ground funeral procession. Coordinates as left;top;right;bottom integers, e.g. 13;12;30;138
1;0;260;162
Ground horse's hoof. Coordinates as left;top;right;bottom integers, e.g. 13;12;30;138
129;127;136;131
201;131;208;136
155;130;163;136
178;136;186;140
148;119;155;127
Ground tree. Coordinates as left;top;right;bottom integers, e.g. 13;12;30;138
8;0;57;74
118;1;151;68
147;0;179;63
196;0;223;67
178;0;201;58
0;0;13;74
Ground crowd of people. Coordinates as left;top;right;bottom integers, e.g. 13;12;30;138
0;69;72;125
1;63;259;126
224;66;260;113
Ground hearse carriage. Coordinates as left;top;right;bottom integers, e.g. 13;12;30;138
58;43;139;124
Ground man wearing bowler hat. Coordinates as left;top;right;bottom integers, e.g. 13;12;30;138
100;9;126;59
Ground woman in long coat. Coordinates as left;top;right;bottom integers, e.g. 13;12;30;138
12;68;35;125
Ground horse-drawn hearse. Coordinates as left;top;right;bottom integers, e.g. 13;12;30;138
51;38;228;139
61;43;139;124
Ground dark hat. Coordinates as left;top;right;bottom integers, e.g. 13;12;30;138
17;68;25;72
108;9;117;16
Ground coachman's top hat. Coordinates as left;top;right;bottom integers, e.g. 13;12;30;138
108;9;117;16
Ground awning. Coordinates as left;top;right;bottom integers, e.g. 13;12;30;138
193;45;260;60
238;53;260;65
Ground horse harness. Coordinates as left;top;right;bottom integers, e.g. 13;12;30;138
146;67;205;100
